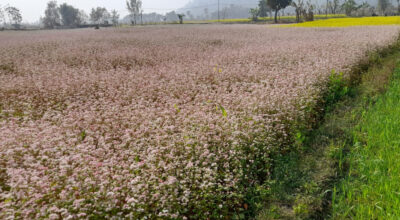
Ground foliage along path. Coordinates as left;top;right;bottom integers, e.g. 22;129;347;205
332;62;400;219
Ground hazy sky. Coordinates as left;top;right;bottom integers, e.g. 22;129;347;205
0;0;191;23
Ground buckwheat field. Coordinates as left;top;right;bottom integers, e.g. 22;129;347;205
0;25;399;219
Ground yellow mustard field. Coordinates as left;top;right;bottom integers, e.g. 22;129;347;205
285;16;400;27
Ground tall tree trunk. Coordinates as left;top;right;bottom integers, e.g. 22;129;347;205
326;0;329;17
274;10;278;23
398;0;400;14
296;9;299;23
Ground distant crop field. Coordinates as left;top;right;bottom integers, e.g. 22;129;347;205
0;25;399;219
285;16;400;27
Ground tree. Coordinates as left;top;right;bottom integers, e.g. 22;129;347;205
326;0;329;16
328;0;340;14
378;0;390;15
43;1;60;29
0;5;5;26
78;10;89;25
259;0;271;17
177;14;185;24
90;7;109;25
267;0;292;23
5;6;22;27
341;0;358;16
356;2;371;16
250;8;260;21
397;0;400;14
291;0;304;22
59;3;81;26
111;10;120;26
126;0;142;25
204;8;209;19
304;0;314;21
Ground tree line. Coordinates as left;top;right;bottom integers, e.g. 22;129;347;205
42;0;145;28
0;5;22;28
252;0;399;23
1;0;399;29
42;1;120;29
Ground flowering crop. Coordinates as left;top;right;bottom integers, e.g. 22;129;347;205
0;25;399;219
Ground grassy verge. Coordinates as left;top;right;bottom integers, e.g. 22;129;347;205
257;37;400;219
332;61;400;219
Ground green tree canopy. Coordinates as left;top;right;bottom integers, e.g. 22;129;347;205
259;0;271;17
341;0;358;16
111;10;120;26
378;0;390;15
267;0;292;23
43;1;60;29
90;7;109;24
59;3;80;26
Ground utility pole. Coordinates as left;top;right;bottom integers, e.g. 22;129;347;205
218;0;220;22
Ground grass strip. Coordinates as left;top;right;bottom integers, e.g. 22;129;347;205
332;60;400;219
257;37;400;219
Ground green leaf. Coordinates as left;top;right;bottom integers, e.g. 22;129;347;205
219;104;228;118
80;130;86;141
173;104;180;113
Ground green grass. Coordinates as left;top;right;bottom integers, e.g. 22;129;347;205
332;65;400;219
257;37;400;219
